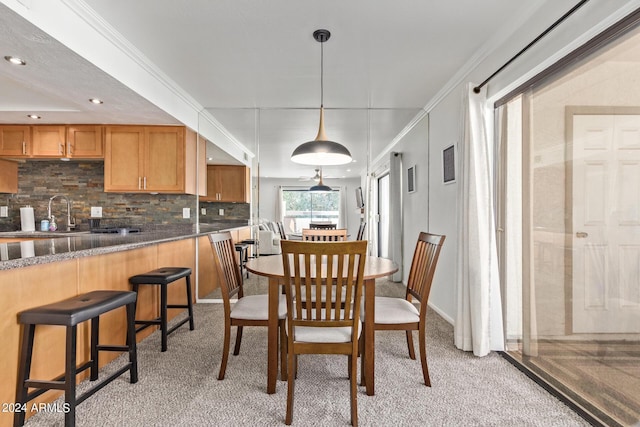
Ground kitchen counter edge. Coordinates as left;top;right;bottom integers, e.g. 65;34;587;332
0;224;248;271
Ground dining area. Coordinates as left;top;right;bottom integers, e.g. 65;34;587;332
209;227;445;425
17;227;589;426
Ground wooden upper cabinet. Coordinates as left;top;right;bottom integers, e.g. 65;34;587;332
1;125;103;159
32;125;66;157
104;126;145;192
201;165;250;202
0;126;31;157
0;159;18;193
67;125;104;158
145;126;184;192
104;125;201;194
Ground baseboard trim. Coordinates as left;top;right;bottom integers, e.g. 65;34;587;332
427;301;454;325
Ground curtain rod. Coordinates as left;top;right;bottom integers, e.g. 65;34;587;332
473;0;590;94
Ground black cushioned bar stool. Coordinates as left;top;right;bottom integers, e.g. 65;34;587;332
129;267;194;352
15;290;138;427
235;243;249;279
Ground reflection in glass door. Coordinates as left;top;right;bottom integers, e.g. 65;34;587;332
499;22;640;426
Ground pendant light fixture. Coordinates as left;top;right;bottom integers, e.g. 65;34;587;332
291;29;352;166
309;167;332;192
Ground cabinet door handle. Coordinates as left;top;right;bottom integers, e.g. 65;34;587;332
143;176;147;190
138;177;142;190
67;141;72;156
576;231;588;238
59;143;64;155
22;141;26;155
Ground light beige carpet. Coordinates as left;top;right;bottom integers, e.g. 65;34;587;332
25;275;588;426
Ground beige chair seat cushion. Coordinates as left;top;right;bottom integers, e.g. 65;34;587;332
231;294;287;320
289;310;361;343
361;296;419;324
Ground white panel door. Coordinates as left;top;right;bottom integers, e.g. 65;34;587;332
573;115;640;333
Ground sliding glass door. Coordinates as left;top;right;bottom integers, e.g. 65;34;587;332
499;22;640;426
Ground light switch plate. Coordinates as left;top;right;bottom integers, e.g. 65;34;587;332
218;208;224;216
201;208;206;215
183;208;190;219
0;206;7;217
90;207;102;218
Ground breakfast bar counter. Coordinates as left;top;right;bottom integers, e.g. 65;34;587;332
0;221;249;427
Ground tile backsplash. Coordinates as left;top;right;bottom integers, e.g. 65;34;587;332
0;161;248;232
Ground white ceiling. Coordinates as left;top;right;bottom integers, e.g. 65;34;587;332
0;0;569;179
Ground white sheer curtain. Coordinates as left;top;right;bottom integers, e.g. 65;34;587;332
338;186;347;229
275;186;284;221
389;152;403;282
454;83;504;356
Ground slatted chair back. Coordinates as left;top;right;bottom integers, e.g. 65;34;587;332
281;240;367;341
309;222;337;230
406;232;445;305
209;232;244;307
356;222;367;240
302;228;347;242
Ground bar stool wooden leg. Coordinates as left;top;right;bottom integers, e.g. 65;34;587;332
14;324;35;427
64;325;77;427
185;275;195;331
160;284;168;352
126;301;138;383
90;317;99;381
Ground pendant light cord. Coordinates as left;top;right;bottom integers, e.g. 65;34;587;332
320;39;324;108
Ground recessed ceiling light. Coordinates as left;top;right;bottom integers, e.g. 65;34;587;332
27;114;41;119
89;98;103;104
207;157;213;161
4;56;26;65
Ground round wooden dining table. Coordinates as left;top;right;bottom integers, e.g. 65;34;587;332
245;254;398;396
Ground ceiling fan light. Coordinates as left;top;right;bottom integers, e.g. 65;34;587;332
309;183;333;192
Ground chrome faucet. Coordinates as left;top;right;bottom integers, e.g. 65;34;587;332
48;195;76;231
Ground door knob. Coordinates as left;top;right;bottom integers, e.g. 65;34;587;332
576;231;588;238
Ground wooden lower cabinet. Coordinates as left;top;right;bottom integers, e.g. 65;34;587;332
0;238;196;426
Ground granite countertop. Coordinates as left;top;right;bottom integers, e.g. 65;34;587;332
0;222;250;271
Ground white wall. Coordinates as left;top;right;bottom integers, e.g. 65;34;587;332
257;177;362;239
372;0;640;325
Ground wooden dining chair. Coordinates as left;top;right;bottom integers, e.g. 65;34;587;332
281;240;367;426
302;228;347;241
276;221;288;240
355;222;366;240
309;222;337;229
361;232;445;387
209;232;287;380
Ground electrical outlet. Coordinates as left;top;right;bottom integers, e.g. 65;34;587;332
90;207;102;218
0;206;7;217
218;208;224;216
201;208;206;215
183;208;190;219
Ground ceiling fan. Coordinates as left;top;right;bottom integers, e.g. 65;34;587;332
298;168;331;182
